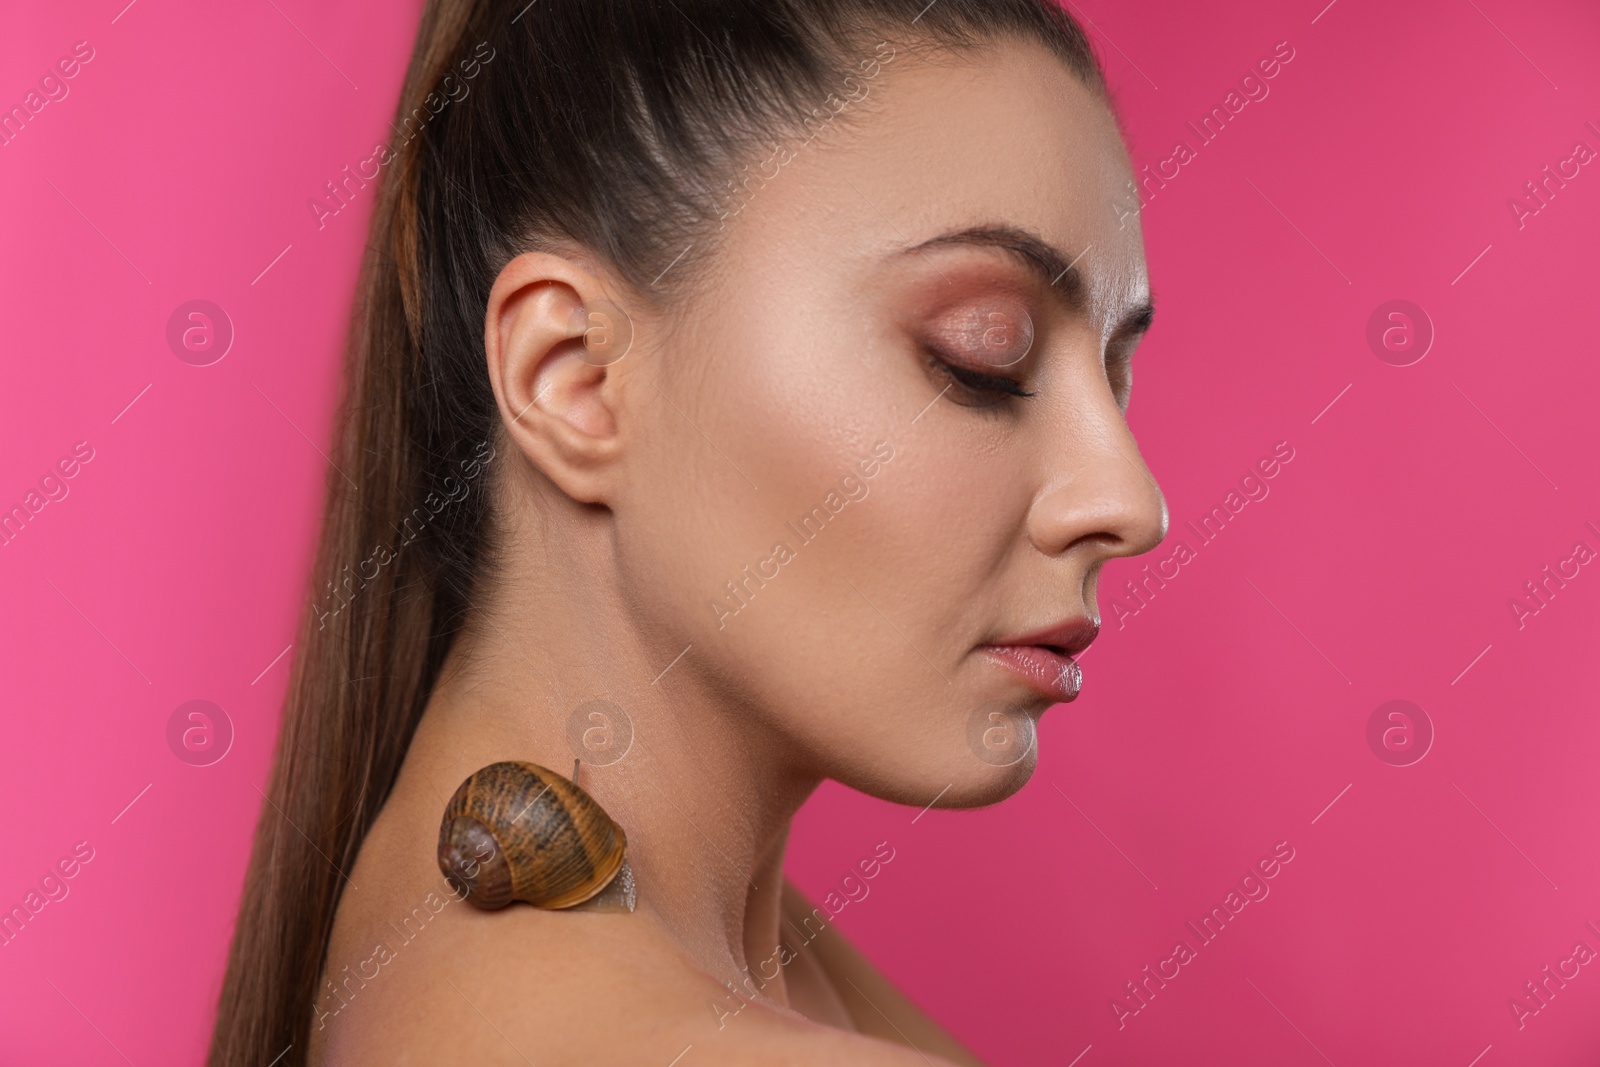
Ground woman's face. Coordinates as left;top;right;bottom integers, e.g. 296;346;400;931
613;37;1167;806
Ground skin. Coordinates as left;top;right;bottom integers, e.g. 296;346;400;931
312;33;1166;1067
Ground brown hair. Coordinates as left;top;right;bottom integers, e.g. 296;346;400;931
207;1;1104;1061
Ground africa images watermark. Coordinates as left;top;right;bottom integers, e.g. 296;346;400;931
1112;39;1298;229
313;439;495;630
0;840;96;950
1110;839;1297;1029
710;840;898;1030
307;40;497;232
0;439;96;550
1506;519;1599;631
0;39;96;151
1507;917;1600;1031
1506;119;1599;232
712;41;897;229
1108;440;1296;629
312;845;494;1031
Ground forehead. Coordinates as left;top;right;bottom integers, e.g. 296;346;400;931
708;36;1149;330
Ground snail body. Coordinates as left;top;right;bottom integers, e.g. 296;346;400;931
437;760;628;911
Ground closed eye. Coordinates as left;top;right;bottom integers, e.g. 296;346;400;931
927;350;1035;407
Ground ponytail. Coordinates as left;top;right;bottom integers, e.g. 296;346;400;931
207;4;495;1063
208;1;1102;1061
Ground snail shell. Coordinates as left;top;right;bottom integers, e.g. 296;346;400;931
437;761;627;911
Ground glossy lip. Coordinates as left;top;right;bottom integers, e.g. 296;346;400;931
979;618;1099;703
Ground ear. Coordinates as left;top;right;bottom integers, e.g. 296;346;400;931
484;252;635;505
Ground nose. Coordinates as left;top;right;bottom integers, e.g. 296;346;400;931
1025;414;1168;567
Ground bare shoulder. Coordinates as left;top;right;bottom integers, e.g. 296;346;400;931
310;808;956;1067
779;882;987;1067
315;895;954;1066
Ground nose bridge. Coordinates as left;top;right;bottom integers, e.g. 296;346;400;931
1028;403;1167;562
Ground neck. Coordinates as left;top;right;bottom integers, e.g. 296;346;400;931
402;497;820;1004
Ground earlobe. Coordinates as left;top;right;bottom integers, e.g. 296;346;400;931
484;253;631;503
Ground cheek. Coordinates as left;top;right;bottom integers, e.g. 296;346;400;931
611;297;878;649
841;441;1012;590
696;297;1015;633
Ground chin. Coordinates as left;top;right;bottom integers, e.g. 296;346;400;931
838;730;1042;812
945;746;1041;808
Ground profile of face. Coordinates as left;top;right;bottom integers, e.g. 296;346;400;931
485;37;1167;811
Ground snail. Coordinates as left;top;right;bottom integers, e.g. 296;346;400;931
437;760;633;912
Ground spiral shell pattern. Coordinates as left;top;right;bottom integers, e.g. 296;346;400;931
437;761;628;910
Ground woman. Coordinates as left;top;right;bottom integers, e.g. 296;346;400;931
209;0;1166;1062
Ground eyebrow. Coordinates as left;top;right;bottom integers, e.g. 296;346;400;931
902;224;1156;338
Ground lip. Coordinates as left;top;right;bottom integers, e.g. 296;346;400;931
980;618;1099;703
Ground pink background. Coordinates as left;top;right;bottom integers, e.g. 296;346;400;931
2;0;1598;1063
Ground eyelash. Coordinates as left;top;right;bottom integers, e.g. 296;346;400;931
925;350;1035;408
